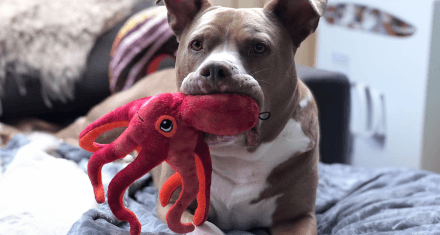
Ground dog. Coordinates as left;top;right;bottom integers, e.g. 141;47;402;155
57;0;327;234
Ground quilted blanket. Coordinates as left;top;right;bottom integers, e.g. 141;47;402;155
1;134;439;235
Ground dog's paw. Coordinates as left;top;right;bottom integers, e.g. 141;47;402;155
186;221;224;235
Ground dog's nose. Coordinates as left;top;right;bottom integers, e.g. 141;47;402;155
199;61;235;83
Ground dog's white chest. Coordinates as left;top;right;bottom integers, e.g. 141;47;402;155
209;157;277;230
208;119;311;230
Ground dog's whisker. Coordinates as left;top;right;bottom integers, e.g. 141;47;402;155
250;68;268;76
247;67;259;74
258;79;270;84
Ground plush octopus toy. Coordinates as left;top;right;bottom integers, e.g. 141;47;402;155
78;92;259;234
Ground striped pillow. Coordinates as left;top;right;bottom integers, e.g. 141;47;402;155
109;6;178;93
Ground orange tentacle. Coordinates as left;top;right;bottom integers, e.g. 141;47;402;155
79;97;151;153
193;154;207;225
159;172;182;207
79;121;129;153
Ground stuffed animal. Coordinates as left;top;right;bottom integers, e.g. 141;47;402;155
78;92;259;234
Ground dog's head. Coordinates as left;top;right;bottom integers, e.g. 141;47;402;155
160;0;327;150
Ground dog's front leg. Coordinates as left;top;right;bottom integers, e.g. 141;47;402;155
271;214;317;235
267;144;320;235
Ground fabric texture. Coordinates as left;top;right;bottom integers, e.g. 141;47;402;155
0;0;142;112
316;164;440;234
0;133;30;172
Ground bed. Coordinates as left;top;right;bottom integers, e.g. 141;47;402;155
1;1;440;235
1;133;440;235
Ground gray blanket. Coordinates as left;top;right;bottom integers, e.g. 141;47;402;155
2;135;440;234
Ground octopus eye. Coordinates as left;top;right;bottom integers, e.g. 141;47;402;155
160;119;173;132
155;115;177;138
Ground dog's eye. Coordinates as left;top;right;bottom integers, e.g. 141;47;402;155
253;43;267;54
191;40;203;51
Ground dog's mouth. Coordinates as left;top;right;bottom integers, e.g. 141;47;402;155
180;72;264;148
201;92;261;148
200;93;261;147
204;124;259;147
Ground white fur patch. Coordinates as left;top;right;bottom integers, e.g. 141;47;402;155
181;50;243;94
220;84;229;92
198;51;242;72
208;119;310;230
197;80;209;93
300;90;312;108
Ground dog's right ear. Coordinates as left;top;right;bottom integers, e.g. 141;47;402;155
158;0;212;41
264;0;327;47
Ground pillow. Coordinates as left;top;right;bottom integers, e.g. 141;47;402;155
108;6;178;93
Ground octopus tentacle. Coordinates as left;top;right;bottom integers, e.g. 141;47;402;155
159;144;211;226
79;121;129;153
88;137;138;203
79;97;151;152
159;172;182;207
165;157;199;234
193;134;212;226
107;148;167;235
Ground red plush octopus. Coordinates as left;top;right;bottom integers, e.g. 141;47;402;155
78;92;259;234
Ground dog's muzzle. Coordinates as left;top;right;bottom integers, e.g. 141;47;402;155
180;60;266;147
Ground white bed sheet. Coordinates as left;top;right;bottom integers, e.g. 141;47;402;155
0;133;97;235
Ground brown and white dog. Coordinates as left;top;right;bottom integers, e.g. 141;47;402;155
57;0;327;234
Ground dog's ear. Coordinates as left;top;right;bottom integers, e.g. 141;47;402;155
160;0;212;41
264;0;327;47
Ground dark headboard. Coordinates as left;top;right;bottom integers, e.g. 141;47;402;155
297;65;352;164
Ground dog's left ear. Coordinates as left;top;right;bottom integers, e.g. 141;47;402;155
160;0;212;41
264;0;327;47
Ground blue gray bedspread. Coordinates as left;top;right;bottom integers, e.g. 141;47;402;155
2;134;440;234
